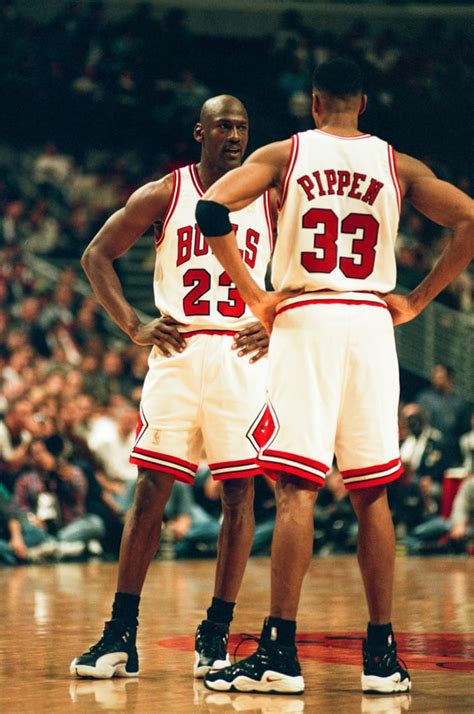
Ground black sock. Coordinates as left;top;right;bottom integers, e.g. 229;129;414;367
265;616;297;647
206;597;235;625
111;592;140;624
367;622;393;648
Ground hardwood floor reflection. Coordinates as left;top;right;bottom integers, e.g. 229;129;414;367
0;556;472;713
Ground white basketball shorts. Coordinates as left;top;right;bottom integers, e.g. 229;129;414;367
130;329;267;484
248;292;403;490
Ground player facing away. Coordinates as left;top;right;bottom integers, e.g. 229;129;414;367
196;59;474;694
70;95;276;679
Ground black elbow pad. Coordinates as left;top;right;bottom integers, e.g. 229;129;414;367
196;199;232;236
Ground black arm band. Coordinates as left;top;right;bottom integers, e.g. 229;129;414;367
196;199;233;237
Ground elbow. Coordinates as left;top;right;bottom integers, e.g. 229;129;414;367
80;244;92;273
81;243;102;275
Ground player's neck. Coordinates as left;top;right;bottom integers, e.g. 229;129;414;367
314;115;362;137
195;162;232;191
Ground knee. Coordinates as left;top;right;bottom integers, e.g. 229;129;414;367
349;485;388;519
133;469;174;514
221;478;254;512
276;475;318;512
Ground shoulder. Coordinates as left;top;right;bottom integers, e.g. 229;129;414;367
247;138;294;172
393;151;435;196
123;173;176;223
127;173;175;208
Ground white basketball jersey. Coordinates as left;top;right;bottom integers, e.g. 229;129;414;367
272;129;401;293
153;163;274;329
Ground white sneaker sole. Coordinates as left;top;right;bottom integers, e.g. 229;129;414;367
70;653;139;679
193;651;230;678
361;672;411;694
205;670;305;694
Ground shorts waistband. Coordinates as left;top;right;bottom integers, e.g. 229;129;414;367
275;291;388;316
178;327;238;338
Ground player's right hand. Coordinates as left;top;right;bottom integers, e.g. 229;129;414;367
130;316;186;356
249;289;303;335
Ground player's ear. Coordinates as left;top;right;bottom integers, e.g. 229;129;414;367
194;122;204;144
359;94;368;116
311;91;320;116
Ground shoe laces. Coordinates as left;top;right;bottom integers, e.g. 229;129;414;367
198;622;228;658
232;633;260;663
86;621;132;656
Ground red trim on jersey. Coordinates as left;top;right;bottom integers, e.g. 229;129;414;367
314;129;372;140
180;328;237;338
189;163;205;196
129;456;194;485
341;457;401;478
344;464;404;491
275;298;389;317
279;134;299;210
159;169;181;240
387;145;401;213
263;190;275;253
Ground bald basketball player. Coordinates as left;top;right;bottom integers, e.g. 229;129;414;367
71;96;276;679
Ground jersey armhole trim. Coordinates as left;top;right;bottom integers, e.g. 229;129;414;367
387;145;401;214
189;163;205;196
263;190;275;253
278;134;299;211
158;169;181;245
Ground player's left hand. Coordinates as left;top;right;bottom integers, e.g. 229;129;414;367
232;321;269;362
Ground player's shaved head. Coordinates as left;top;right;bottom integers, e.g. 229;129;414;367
200;95;248;123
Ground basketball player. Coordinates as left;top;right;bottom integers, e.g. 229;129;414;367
196;59;474;694
70;96;275;679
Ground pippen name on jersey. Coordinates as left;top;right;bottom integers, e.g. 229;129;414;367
296;169;384;206
176;223;260;268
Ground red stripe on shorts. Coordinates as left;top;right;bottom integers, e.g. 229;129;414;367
129;457;195;485
343;464;404;491
341;457;401;478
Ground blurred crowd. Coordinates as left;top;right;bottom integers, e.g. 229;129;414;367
0;2;473;565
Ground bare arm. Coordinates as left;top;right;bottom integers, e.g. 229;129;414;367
81;176;185;353
199;141;297;332
384;153;474;324
204;140;289;210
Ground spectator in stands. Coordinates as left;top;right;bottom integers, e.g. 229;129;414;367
87;401;138;485
23;198;60;255
0;397;35;485
14;437;105;549
416;364;472;464
0;198;27;247
0;481;57;565
399;403;447;486
405;475;474;555
314;468;358;554
460;411;474;476
11;296;50;357
57;398;125;556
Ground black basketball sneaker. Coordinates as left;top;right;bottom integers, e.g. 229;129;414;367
70;619;139;679
194;620;231;678
204;622;304;694
361;636;411;693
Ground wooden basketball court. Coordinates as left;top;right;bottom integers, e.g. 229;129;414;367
0;555;472;713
